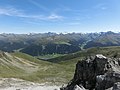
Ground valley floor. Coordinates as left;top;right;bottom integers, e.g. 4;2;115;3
0;78;60;90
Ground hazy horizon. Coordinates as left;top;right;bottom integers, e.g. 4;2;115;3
0;30;119;34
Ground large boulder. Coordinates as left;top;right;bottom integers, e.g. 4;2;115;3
60;54;120;90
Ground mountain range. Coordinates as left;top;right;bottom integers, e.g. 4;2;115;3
0;31;120;56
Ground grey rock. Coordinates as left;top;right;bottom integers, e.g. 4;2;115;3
96;54;107;59
113;82;120;90
61;54;120;90
74;85;86;90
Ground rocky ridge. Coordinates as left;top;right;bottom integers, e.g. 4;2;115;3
61;54;120;90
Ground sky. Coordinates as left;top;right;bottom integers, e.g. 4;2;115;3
0;0;120;33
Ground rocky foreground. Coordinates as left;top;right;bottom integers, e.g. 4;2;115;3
61;54;120;90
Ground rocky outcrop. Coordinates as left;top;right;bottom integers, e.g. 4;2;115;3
60;54;120;90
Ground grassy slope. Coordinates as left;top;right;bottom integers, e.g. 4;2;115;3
1;46;120;84
0;52;74;84
37;54;65;60
13;46;120;83
49;46;120;63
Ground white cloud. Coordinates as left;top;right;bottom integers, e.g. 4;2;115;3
0;7;23;16
47;13;63;20
0;7;63;21
28;0;49;12
93;4;107;10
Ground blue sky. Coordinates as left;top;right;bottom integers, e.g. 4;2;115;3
0;0;120;33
